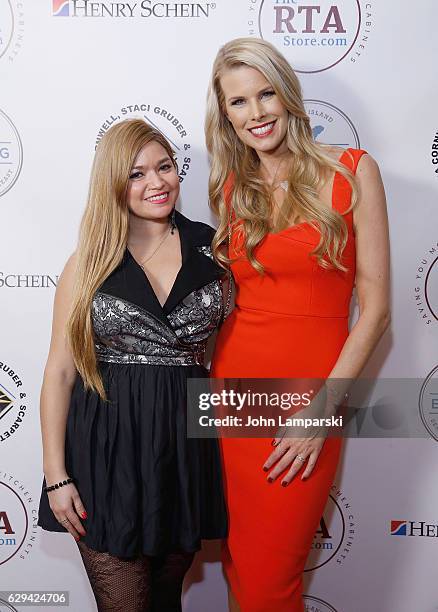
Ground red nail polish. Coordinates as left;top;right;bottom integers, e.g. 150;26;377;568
75;536;80;542
271;440;277;446
267;477;273;483
81;511;87;519
263;466;269;472
281;481;289;487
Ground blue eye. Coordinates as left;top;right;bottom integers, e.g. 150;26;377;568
261;90;275;99
231;99;244;106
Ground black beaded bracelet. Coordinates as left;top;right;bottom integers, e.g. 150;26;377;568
44;477;75;493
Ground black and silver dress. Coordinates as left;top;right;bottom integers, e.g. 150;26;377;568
38;211;228;558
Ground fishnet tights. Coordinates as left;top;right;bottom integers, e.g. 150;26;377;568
77;541;194;611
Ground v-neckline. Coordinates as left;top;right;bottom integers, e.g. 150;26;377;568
126;229;184;312
268;148;349;236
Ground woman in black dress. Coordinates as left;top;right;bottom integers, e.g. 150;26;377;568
38;119;228;611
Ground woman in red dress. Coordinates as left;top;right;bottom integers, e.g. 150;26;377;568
205;38;390;611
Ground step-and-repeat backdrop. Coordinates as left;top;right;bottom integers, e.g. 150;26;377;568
1;2;438;611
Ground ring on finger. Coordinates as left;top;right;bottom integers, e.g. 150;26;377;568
296;454;306;463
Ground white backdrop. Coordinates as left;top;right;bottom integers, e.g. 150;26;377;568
1;2;438;611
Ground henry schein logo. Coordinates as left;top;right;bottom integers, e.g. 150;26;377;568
52;1;215;18
248;1;373;73
53;0;69;16
391;520;438;538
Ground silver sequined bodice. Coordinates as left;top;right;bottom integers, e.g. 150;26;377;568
92;280;223;367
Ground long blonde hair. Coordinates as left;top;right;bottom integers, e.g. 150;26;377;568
67;119;176;399
205;37;358;273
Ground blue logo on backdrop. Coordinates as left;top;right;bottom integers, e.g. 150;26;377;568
304;100;360;149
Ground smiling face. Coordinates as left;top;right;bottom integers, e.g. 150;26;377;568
126;140;179;221
220;65;289;157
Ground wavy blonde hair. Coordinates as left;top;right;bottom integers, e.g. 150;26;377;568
205;37;358;273
67;119;176;399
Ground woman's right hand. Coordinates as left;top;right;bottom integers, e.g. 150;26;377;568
47;480;87;542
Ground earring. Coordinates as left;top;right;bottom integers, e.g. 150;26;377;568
170;206;176;235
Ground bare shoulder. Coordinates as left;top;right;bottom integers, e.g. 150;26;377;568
353;153;387;232
356;152;382;182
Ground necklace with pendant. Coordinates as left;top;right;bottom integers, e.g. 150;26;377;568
130;223;172;271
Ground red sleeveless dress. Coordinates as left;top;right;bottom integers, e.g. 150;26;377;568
211;149;366;611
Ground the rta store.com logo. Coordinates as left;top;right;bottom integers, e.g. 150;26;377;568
0;473;37;565
304;100;360;149
96;104;192;182
53;0;216;18
304;596;338;612
248;1;373;73
305;484;356;571
391;520;438;538
413;242;438;327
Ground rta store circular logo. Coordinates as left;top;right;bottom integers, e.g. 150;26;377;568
0;109;23;198
0;360;28;443
304;100;360;149
304;595;338;612
0;474;38;564
0;599;18;612
0;1;24;63
249;1;373;73
95;104;192;183
305;484;356;571
414;242;438;326
419;365;438;441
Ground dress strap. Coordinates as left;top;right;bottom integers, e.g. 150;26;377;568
332;148;367;216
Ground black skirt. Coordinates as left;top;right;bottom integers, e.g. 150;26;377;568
38;363;228;558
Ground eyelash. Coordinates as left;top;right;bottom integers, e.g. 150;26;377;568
231;90;275;106
129;163;173;180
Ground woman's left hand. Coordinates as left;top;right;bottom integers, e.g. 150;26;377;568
263;428;327;485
